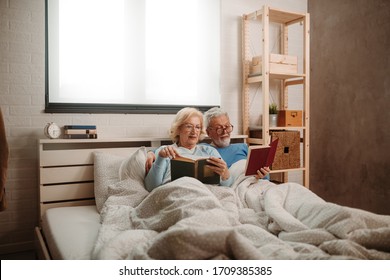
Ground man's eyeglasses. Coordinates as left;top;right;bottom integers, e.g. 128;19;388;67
181;124;202;132
208;124;233;135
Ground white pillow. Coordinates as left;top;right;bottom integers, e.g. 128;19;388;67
93;152;124;213
118;146;147;183
229;159;247;181
93;147;147;213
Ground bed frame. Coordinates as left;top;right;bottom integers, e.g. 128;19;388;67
34;136;247;259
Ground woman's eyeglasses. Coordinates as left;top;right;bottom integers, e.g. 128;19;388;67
208;124;233;135
181;124;202;132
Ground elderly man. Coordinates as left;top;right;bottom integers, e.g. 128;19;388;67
203;107;270;179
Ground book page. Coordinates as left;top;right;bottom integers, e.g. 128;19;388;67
176;154;210;162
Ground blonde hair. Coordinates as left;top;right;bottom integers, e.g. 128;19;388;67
169;107;207;144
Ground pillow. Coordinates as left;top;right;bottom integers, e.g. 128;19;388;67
229;159;247;181
118;146;147;183
93;147;147;213
93;152;125;213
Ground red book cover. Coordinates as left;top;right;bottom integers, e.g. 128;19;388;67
245;138;279;176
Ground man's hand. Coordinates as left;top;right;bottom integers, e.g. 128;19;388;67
255;167;270;180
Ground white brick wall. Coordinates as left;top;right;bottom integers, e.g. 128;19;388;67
0;0;306;254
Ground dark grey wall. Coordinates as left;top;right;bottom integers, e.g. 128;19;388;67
308;0;390;214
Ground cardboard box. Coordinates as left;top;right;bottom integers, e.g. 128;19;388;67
278;110;303;127
270;131;300;170
250;54;298;75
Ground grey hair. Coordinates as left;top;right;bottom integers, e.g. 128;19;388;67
204;107;229;128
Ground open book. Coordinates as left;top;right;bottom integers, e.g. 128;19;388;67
171;154;219;184
245;138;279;176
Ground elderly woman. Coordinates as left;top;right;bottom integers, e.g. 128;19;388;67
145;107;232;192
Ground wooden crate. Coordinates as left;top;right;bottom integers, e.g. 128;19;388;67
271;131;300;170
278;110;303;127
250;54;298;75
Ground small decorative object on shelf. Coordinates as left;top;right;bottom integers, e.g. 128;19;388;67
269;103;278;127
278;110;303;127
63;125;97;139
270;131;300;170
250;54;298;76
44;122;61;139
269;103;278;114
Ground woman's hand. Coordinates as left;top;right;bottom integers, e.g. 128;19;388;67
158;145;180;159
207;157;230;181
255;167;270;180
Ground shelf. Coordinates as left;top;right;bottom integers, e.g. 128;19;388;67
245;7;305;25
270;167;306;173
270;126;307;130
242;5;310;187
247;73;305;84
39;136;249;152
250;125;306;131
246;138;266;145
269;8;306;24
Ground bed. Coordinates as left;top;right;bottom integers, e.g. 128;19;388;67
34;138;390;260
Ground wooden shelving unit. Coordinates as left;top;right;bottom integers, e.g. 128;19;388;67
242;5;310;186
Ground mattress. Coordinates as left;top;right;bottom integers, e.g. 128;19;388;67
41;205;100;260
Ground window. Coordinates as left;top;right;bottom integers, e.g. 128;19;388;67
46;0;220;113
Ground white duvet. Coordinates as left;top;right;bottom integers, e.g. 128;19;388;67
92;157;390;260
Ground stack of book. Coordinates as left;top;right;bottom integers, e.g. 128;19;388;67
63;125;97;139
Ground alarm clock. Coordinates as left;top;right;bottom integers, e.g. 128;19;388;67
44;122;61;139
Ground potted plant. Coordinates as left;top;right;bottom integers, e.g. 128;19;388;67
269;103;278;127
